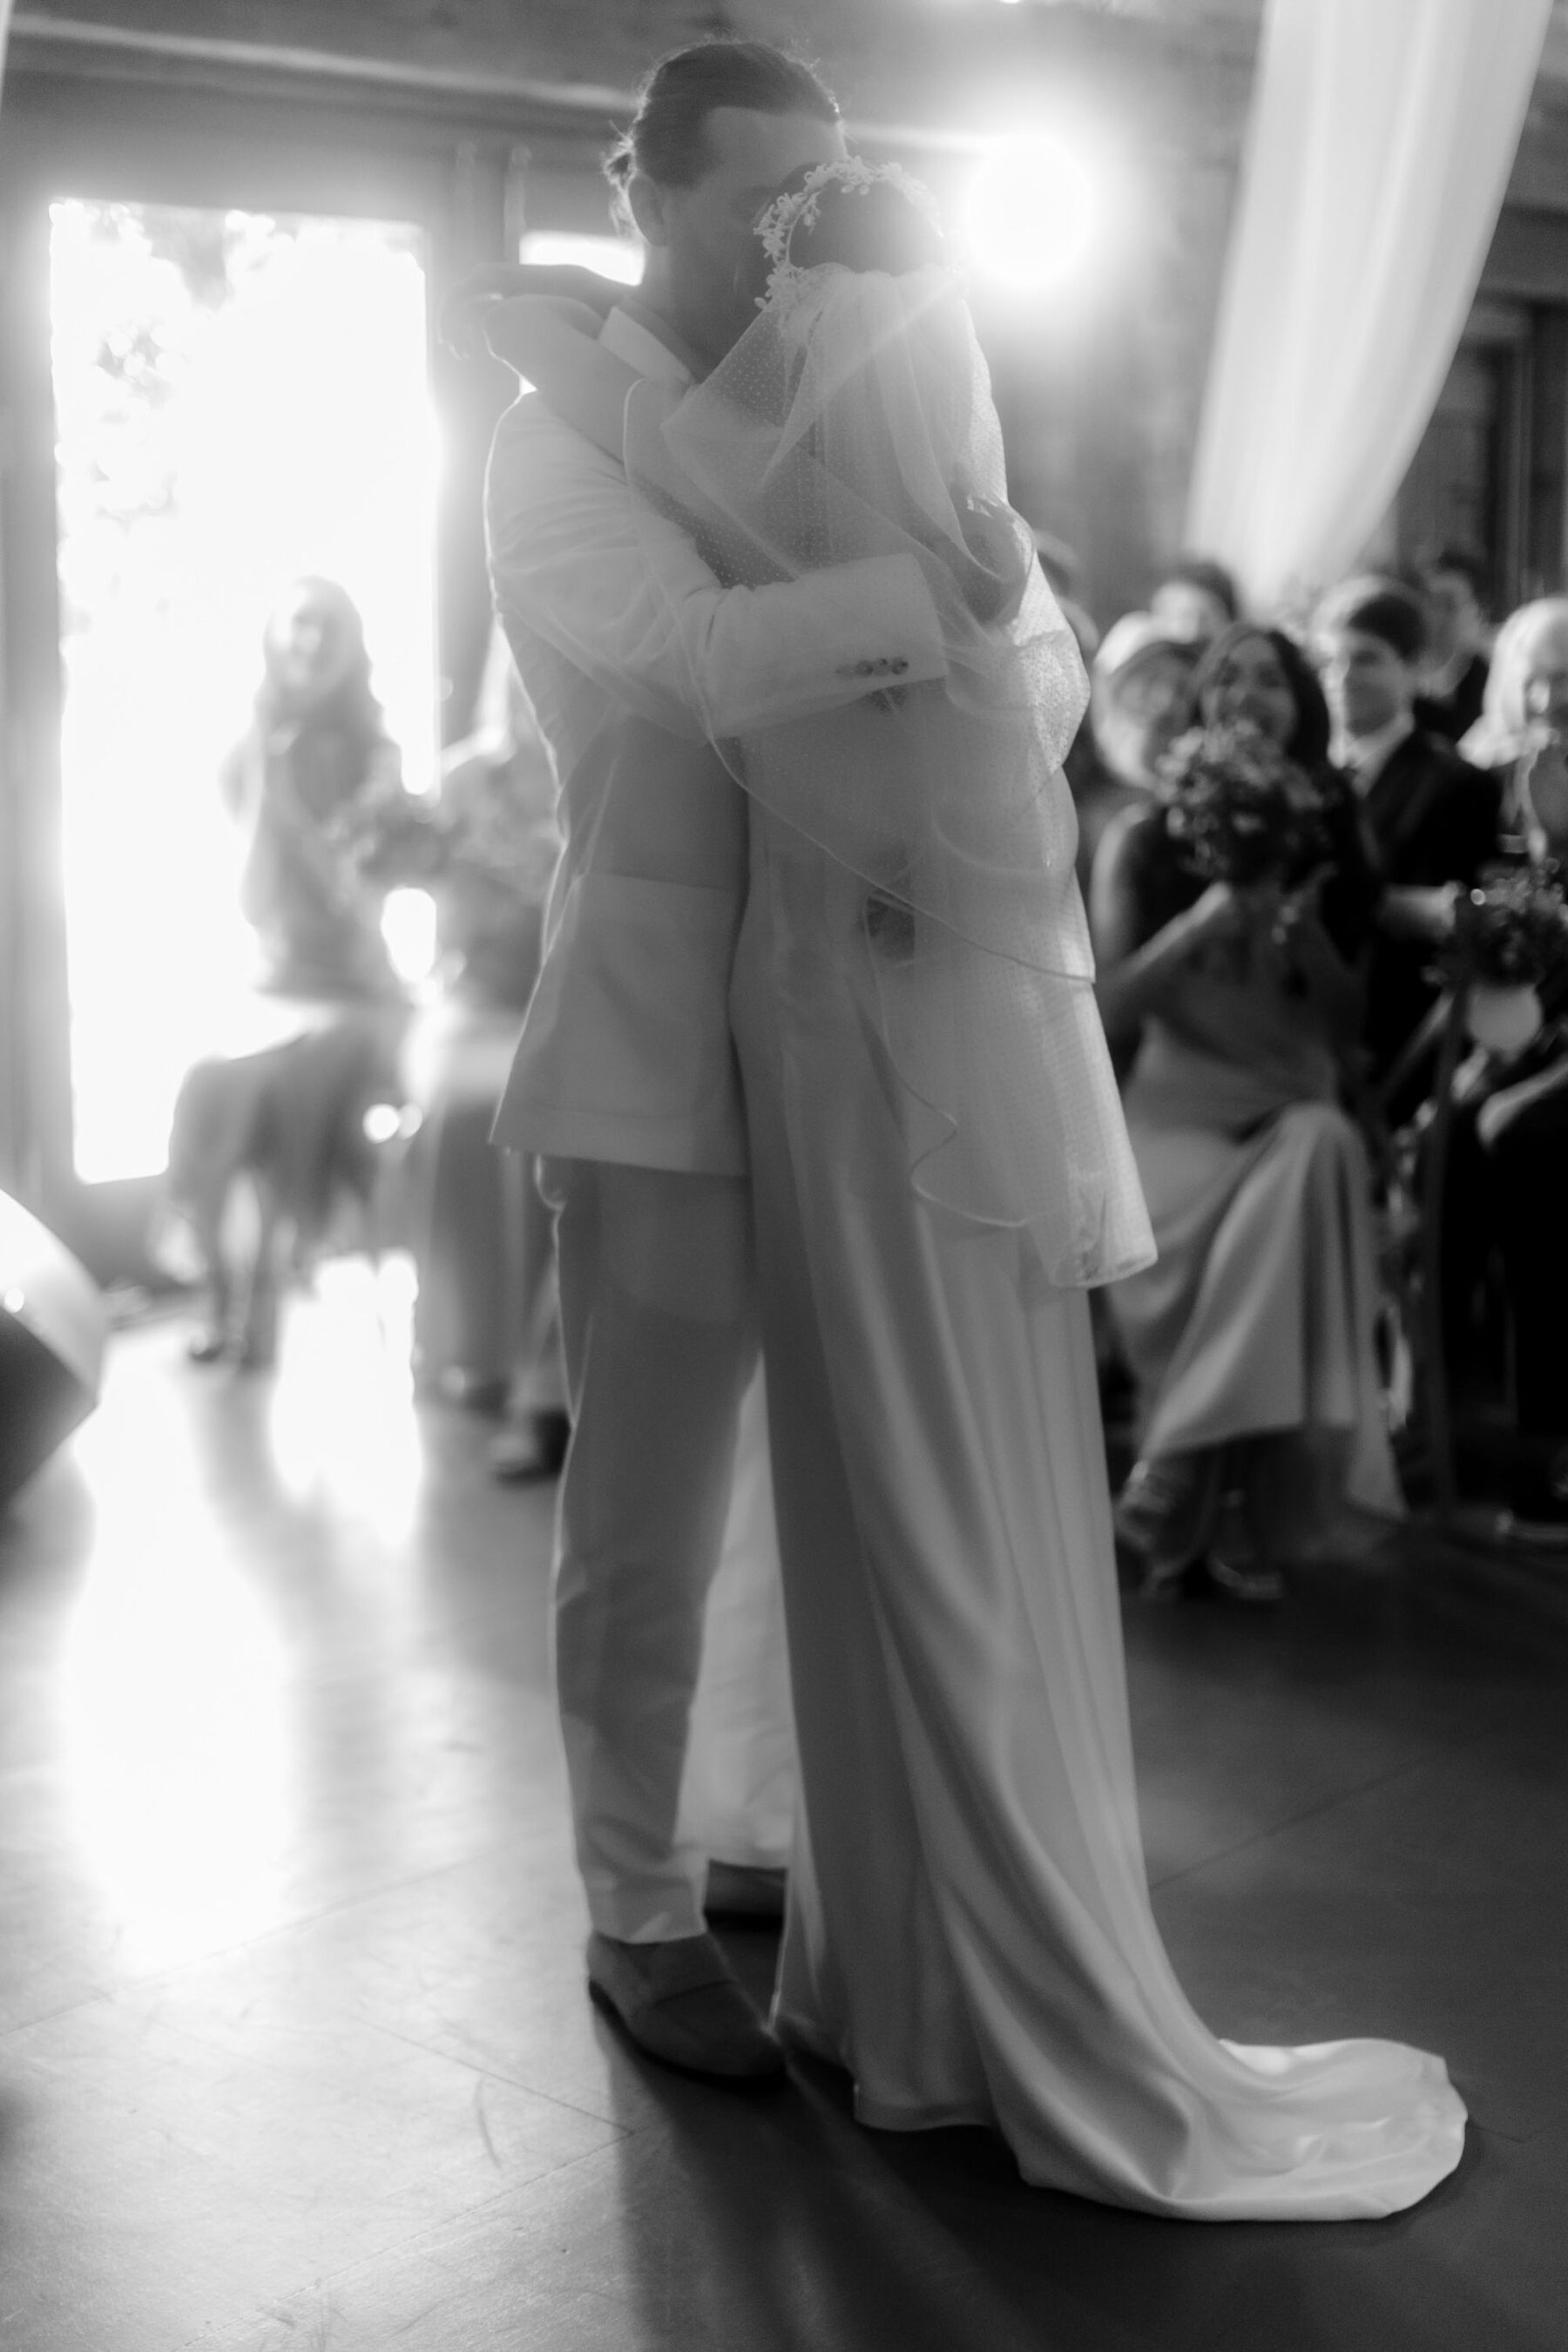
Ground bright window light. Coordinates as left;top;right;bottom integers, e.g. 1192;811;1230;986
49;199;439;1186
518;231;643;286
964;134;1098;289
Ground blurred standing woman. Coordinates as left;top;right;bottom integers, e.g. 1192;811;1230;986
164;578;416;1367
401;638;568;1476
1093;623;1399;1599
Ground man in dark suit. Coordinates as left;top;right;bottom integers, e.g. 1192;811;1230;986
1412;547;1491;747
1315;579;1502;1087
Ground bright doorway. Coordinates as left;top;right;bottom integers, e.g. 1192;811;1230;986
48;199;439;1188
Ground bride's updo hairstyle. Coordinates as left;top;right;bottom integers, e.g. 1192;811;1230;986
739;163;948;308
740;162;1022;627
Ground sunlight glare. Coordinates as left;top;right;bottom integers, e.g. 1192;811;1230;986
964;133;1098;290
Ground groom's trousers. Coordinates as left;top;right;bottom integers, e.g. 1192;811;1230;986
550;1155;769;1943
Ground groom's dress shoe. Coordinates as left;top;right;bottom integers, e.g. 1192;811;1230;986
585;1930;785;2085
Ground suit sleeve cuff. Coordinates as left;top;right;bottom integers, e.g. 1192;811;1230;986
821;553;949;689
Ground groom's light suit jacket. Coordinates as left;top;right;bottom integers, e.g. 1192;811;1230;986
485;304;950;1175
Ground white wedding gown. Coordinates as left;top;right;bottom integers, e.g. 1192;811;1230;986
730;805;1466;2220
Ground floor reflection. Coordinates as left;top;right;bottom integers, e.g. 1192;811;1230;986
4;1276;1567;2346
265;1255;423;1539
57;1257;424;1975
59;1490;291;1972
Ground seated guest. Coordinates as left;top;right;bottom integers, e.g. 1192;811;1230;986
1412;548;1491;746
1072;613;1200;893
1445;598;1568;1538
163;578;416;1367
1150;553;1241;650
1479;1062;1568;1543
1092;623;1398;1600
1314;578;1501;1089
1461;594;1568;785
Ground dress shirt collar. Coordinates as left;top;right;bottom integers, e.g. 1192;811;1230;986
601;301;696;388
1336;708;1416;794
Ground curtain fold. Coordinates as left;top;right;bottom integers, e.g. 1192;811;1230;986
1186;0;1552;615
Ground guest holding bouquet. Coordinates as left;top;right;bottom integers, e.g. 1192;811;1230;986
1436;608;1568;1537
164;578;425;1367
1461;594;1568;789
1092;622;1398;1599
1458;863;1568;1540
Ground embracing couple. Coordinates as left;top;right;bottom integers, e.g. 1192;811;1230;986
466;37;1464;2218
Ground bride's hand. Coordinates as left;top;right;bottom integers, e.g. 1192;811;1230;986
440;264;620;356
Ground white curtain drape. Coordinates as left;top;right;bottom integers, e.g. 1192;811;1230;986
1186;0;1551;617
0;3;13;99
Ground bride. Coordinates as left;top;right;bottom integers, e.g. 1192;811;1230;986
464;158;1465;2219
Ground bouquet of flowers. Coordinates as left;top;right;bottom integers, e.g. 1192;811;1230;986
1157;720;1331;889
1435;859;1568;1056
1443;861;1568;990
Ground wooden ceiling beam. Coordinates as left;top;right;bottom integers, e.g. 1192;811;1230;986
3;10;1017;151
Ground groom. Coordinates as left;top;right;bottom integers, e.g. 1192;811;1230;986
484;39;952;2079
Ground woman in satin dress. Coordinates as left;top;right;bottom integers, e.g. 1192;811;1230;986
1093;625;1401;1602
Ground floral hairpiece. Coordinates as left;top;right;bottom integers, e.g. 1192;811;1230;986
753;156;946;308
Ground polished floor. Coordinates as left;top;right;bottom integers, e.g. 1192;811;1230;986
3;1263;1567;2349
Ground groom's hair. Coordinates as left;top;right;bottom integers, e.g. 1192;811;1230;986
604;40;839;199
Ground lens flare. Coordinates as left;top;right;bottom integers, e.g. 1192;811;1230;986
964;135;1098;290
